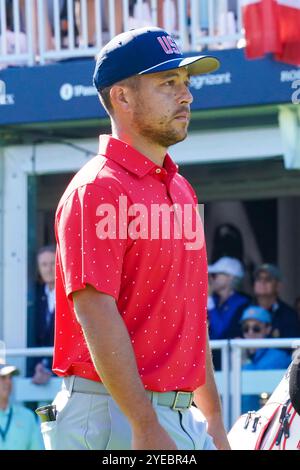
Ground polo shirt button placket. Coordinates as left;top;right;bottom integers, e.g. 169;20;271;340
154;168;168;184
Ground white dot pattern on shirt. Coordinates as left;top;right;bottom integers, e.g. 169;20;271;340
58;149;208;390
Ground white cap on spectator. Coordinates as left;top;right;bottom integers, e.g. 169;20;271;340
208;257;244;278
0;364;19;377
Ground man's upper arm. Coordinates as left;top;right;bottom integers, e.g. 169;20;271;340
72;284;117;321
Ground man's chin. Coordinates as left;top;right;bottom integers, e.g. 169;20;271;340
170;130;188;145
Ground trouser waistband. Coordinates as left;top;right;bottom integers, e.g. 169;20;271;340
62;376;194;411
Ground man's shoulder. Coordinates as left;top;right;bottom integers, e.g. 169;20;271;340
173;173;198;203
56;156;126;213
276;299;297;315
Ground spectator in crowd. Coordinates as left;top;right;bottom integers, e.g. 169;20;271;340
240;306;291;413
211;223;244;264
253;263;300;339
156;0;178;34
208;256;251;369
84;1;178;46
128;0;152;29
295;296;300;323
0;363;44;450
19;0;54;54
82;0;123;46
31;245;56;385
0;0;27;69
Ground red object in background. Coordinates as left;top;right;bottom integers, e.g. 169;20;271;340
243;0;300;66
275;0;300;66
243;0;281;59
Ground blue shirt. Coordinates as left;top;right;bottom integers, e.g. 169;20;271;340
243;348;291;370
0;404;44;450
241;348;291;413
208;291;250;339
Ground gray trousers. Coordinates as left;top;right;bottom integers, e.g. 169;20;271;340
41;376;216;450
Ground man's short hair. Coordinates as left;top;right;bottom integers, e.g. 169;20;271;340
98;76;140;116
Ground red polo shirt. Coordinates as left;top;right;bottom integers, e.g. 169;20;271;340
53;135;208;392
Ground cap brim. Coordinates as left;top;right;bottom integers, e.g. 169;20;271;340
0;366;19;377
208;267;218;273
140;55;220;76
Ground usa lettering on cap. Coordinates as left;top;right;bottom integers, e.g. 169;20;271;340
157;36;181;55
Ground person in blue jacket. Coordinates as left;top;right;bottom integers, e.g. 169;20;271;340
207;256;251;369
241;305;291;413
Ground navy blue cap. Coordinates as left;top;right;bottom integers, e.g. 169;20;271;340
93;26;220;90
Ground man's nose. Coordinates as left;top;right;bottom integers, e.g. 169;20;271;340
179;85;193;104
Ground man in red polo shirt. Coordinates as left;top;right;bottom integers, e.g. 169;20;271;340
43;27;230;450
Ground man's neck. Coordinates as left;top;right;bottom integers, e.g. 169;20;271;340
217;287;234;305
256;295;277;310
111;127;167;167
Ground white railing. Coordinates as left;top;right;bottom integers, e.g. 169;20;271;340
6;339;300;430
0;0;244;68
210;339;230;430
230;338;300;424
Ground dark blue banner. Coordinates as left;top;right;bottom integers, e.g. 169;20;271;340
0;49;300;125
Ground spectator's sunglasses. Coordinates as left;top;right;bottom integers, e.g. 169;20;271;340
242;324;264;334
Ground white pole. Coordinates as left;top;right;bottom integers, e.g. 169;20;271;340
109;0;116;38
81;0;88;48
37;0;46;64
231;343;242;424
122;0;129;32
190;0;199;51
178;0;188;50
24;0;34;66
12;0;21;55
0;0;7;55
221;340;230;430
95;0;103;48
151;0;158;25
67;0;75;50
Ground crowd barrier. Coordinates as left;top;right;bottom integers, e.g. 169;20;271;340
0;0;244;67
5;337;300;430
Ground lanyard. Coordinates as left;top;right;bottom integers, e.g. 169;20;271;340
0;407;13;442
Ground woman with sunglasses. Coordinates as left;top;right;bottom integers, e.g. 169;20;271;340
241;306;291;413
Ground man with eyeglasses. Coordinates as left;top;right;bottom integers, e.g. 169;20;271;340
253;264;300;339
241;305;291;413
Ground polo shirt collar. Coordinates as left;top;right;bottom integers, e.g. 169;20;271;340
98;135;178;178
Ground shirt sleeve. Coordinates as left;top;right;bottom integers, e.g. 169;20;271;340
56;183;127;301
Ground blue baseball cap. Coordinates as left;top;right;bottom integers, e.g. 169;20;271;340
241;306;272;325
93;26;220;90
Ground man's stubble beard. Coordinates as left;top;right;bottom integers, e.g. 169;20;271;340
132;106;188;148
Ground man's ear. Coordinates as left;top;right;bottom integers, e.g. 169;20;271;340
110;85;130;112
